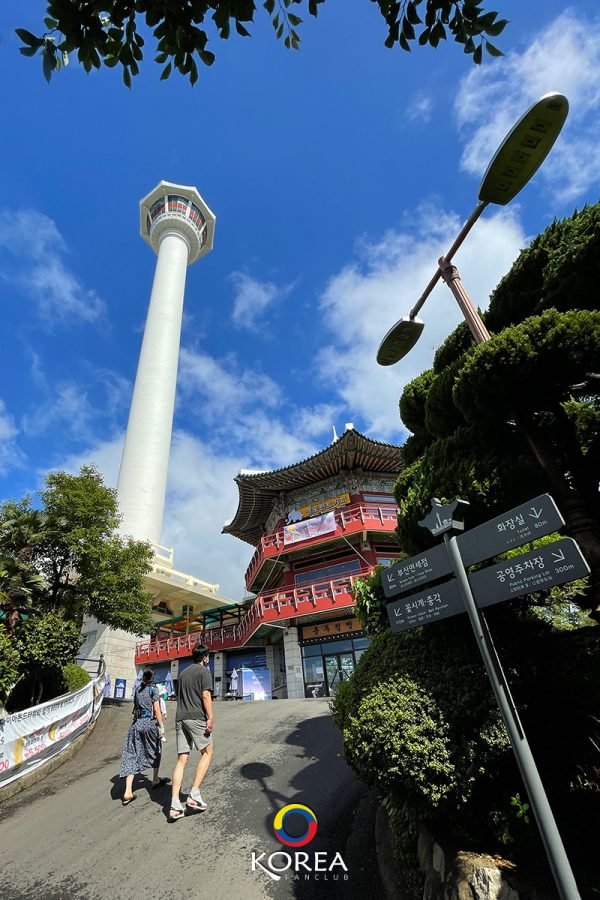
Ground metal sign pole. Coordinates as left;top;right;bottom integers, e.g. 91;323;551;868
443;534;580;900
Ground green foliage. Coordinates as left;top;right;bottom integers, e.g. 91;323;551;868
399;370;435;433
0;466;154;710
400;429;433;465
432;320;475;373
561;397;600;456
353;566;393;635
452;309;600;427
424;358;467;437
13;613;82;670
5;613;82;711
342;676;456;805
340;577;600;856
0;625;21;704
349;204;600;875
394;425;544;555
0;466;155;635
331;625;511;823
490;793;532;849
395;204;600;611
62;662;91;693
19;1;508;86
486;204;600;331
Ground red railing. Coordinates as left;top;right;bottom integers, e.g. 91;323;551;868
134;567;373;664
245;502;397;589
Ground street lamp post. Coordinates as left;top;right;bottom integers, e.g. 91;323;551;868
375;94;583;900
377;92;568;366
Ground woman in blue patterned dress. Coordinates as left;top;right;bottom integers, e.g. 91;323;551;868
119;668;166;805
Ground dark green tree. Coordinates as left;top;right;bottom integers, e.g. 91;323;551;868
17;1;508;86
33;467;155;633
11;613;83;707
340;570;600;889
0;505;48;634
396;204;600;616
0;466;155;635
0;466;155;707
0;625;21;710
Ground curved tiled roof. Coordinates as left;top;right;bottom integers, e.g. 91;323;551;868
223;428;404;546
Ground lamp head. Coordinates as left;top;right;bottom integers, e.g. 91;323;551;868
478;92;569;205
376;316;425;366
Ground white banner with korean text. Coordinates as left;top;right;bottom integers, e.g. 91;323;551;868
283;511;337;545
0;672;106;787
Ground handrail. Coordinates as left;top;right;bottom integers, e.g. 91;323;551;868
135;566;374;660
74;655;106;677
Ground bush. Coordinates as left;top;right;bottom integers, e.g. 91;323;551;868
331;627;510;824
0;625;21;706
62;663;90;693
338;576;600;881
6;666;66;712
340;676;455;806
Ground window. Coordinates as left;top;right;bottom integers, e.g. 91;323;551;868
353;638;370;650
149;198;166;221
295;559;361;587
301;644;323;657
182;604;194;616
154;602;172;615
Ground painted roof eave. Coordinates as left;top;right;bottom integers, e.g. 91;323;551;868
222;428;403;546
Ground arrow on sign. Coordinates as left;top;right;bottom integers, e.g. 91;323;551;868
529;507;543;519
552;549;566;562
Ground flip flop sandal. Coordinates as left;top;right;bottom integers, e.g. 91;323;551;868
169;807;185;821
122;796;137;806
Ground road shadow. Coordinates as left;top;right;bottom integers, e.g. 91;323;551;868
109;772;175;820
239;706;381;899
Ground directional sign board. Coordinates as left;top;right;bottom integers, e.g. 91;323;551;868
470;537;590;608
457;494;564;566
381;542;453;598
386;579;464;633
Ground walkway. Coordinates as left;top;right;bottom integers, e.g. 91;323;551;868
0;701;382;900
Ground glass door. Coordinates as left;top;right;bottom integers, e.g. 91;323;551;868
324;652;355;696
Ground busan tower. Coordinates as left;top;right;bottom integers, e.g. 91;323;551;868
117;182;216;543
85;182;216;691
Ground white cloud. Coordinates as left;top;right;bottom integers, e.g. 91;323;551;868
21;383;93;441
179;347;282;421
47;349;342;600
46;434;125;489
456;13;600;203
317;203;526;438
178;345;327;469
0;399;25;475
406;93;433;124
229;272;294;331
162;431;253;600
0;209;106;326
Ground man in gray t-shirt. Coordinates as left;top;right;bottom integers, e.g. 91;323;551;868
169;644;214;821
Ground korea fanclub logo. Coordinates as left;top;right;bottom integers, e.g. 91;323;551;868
251;803;349;883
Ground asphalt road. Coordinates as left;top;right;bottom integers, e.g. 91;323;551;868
0;700;382;900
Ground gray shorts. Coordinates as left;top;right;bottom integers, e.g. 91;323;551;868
176;719;213;755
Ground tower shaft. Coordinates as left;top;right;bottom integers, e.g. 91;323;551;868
117;230;189;545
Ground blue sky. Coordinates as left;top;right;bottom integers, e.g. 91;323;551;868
1;1;600;599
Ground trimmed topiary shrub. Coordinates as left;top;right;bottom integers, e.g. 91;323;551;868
331;625;511;826
62;662;90;693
